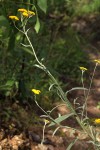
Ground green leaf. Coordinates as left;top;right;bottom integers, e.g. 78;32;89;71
34;16;40;33
6;80;14;86
66;87;88;95
49;113;74;127
0;80;14;91
37;0;47;13
21;47;34;55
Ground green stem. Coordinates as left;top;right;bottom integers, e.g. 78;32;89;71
85;63;97;117
81;71;86;121
41;122;46;145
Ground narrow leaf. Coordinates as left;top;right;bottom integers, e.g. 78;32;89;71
37;0;47;13
49;83;56;91
49;113;74;127
34;16;40;33
66;87;88;95
52;126;60;137
19;47;34;55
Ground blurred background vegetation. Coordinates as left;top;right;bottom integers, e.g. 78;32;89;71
0;0;100;111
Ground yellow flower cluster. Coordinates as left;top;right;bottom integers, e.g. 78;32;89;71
94;118;100;124
32;89;41;95
18;8;35;17
79;67;87;71
9;16;19;21
94;59;100;64
9;8;35;21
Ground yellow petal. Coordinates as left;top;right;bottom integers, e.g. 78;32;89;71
9;16;19;21
32;89;41;95
94;119;100;124
94;59;100;64
18;8;27;13
22;12;29;17
28;10;35;16
79;67;87;71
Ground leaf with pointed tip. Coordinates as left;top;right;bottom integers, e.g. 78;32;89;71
49;113;74;127
34;16;40;33
49;83;56;91
66;87;88;95
37;0;47;13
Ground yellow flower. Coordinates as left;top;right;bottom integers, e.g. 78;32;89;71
32;89;41;95
18;8;27;13
44;119;50;124
28;10;35;16
9;16;19;21
94;59;100;64
22;12;29;17
94;119;100;124
18;8;35;17
79;67;87;71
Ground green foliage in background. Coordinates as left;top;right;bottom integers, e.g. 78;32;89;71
0;0;99;103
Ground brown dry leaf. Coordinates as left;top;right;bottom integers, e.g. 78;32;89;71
9;134;24;150
38;144;48;150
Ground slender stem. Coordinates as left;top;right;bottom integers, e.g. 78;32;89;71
81;71;86;121
49;104;66;115
85;63;97;117
81;71;87;98
14;22;24;34
25;31;46;70
41;122;46;145
86;63;97;100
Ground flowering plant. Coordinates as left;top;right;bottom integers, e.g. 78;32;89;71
9;8;100;150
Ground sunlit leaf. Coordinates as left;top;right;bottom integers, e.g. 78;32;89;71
49;113;74;127
37;0;47;13
34;16;40;33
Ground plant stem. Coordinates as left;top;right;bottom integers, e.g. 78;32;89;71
85;63;97;118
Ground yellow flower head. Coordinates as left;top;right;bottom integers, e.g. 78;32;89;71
9;16;19;21
18;8;35;17
94;59;100;64
28;10;35;16
32;89;41;95
22;12;29;17
79;67;87;71
44;119;50;124
18;8;27;13
94;119;100;124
